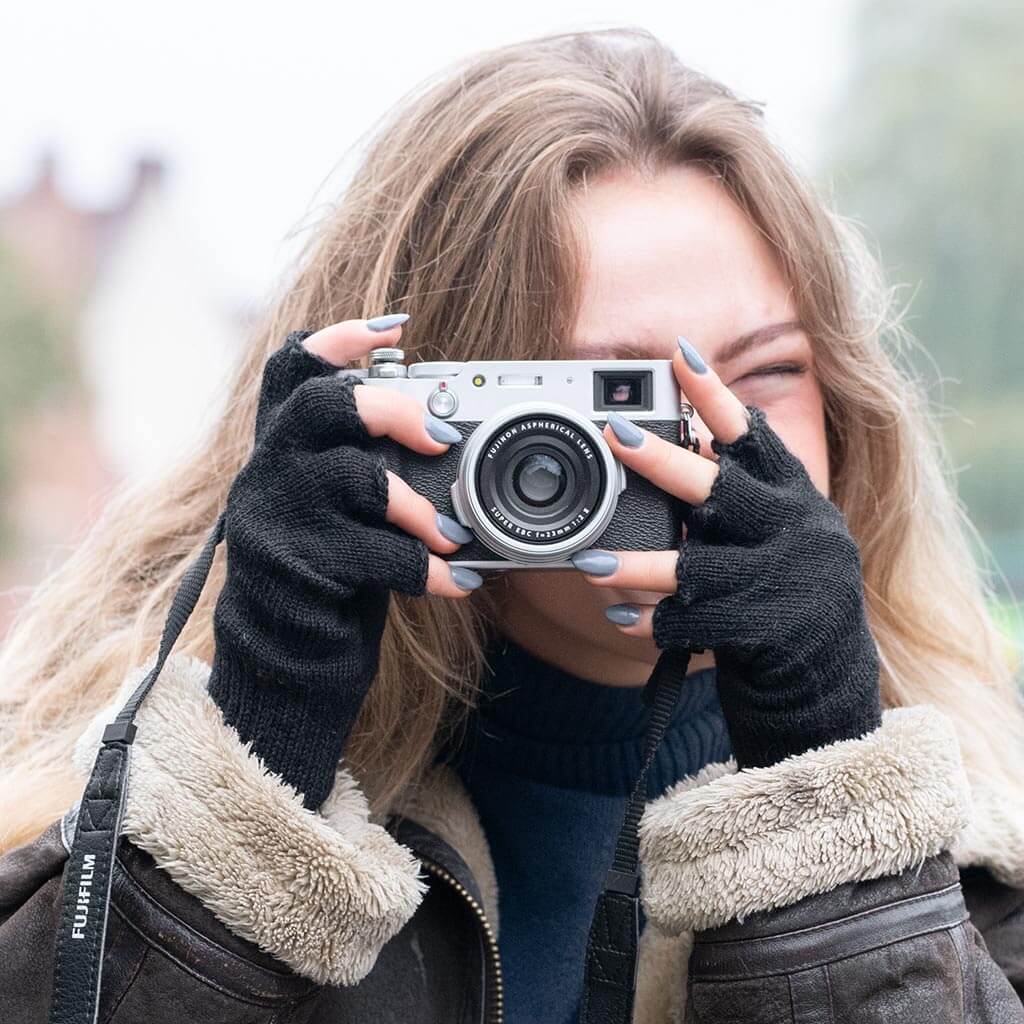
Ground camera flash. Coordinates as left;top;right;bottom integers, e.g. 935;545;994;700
473;374;486;387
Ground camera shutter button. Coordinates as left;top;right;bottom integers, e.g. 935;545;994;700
427;387;458;418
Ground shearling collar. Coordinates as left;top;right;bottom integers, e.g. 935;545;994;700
384;707;1024;1023
71;654;1024;1022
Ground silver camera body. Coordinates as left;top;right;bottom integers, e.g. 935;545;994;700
341;348;687;570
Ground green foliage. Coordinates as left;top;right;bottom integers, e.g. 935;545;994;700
822;0;1024;589
0;244;73;546
825;0;1024;389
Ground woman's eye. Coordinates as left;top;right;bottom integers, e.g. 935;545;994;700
732;362;808;386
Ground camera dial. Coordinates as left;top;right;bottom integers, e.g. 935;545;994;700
367;348;408;378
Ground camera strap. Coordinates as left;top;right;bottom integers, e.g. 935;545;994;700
49;512;226;1024
579;646;691;1024
578;402;701;1024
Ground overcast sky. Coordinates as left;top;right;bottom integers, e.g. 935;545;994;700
1;0;856;309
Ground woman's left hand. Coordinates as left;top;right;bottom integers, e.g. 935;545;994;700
575;345;883;770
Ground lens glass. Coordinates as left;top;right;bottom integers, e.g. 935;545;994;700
512;452;567;506
475;415;606;545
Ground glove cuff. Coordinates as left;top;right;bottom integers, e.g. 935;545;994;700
208;643;353;810
721;617;883;770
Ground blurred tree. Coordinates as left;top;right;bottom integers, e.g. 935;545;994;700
822;0;1024;592
0;243;72;549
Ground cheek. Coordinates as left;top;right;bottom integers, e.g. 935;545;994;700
781;419;830;497
758;378;830;497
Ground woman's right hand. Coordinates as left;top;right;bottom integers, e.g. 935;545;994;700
298;316;484;597
207;315;477;809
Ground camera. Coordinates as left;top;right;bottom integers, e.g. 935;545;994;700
340;348;687;569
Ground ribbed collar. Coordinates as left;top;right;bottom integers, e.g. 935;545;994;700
442;634;730;797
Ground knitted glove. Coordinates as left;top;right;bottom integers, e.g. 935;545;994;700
651;406;882;769
207;330;429;809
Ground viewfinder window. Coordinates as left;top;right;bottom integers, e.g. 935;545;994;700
593;370;653;411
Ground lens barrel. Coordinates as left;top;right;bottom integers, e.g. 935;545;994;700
451;403;623;564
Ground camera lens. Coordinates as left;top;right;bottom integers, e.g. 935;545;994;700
451;402;625;564
474;414;606;545
512;452;567;507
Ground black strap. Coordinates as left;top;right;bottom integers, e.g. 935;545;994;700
49;513;226;1024
580;646;692;1024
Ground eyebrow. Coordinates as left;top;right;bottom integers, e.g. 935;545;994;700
574;320;804;362
716;320;804;363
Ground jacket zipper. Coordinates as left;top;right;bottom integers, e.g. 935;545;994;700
419;857;504;1024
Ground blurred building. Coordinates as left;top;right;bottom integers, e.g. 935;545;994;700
0;150;246;630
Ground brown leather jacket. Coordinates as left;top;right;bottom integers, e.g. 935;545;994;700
2;653;1023;1022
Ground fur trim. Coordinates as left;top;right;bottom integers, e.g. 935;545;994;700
72;655;428;986
637;706;971;933
387;764;501;936
632;925;691;1024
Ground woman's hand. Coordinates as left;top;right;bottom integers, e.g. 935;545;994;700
574;341;882;769
208;316;479;809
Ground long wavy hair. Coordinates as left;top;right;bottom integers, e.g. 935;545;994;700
2;27;1020;851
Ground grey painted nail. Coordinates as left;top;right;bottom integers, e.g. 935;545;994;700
451;566;483;591
570;549;620;576
424;412;462;444
437;512;474;545
677;336;708;374
366;312;410;332
605;603;641;625
606;411;645;448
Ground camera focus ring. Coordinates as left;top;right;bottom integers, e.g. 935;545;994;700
451;402;622;564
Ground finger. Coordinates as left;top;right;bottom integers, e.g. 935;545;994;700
426;555;483;598
385;471;473;555
275;373;462;454
355;386;462;455
603;414;718;504
604;603;655;638
570;549;678;594
303;313;410;367
674;337;751;444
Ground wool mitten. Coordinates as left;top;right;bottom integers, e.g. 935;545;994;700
652;405;881;769
207;330;429;809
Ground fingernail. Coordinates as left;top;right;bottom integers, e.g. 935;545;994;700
677;336;708;374
424;412;462;444
451;566;483;591
605;603;641;625
570;549;619;576
606;411;645;448
437;512;474;545
366;312;410;332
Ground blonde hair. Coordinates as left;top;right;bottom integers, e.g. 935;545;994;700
2;27;1019;851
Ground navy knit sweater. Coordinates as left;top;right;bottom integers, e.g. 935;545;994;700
436;635;731;1024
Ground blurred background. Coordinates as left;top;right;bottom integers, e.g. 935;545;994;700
1;0;1021;658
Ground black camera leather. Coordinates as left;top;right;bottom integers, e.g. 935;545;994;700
377;419;683;562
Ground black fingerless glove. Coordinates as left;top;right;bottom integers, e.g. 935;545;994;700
652;406;882;770
207;331;429;809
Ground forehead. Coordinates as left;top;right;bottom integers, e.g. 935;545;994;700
570;164;795;356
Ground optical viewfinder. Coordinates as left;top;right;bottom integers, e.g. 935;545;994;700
593;370;653;412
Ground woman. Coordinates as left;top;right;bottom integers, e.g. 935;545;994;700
1;26;1022;1023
